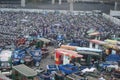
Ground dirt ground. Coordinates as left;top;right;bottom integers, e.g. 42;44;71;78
39;46;55;70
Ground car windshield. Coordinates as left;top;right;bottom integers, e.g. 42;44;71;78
1;62;10;67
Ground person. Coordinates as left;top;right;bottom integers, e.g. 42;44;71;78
98;76;106;80
98;74;106;80
109;76;116;80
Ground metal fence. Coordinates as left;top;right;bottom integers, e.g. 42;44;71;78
0;0;21;4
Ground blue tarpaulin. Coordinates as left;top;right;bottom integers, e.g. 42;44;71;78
57;35;64;41
106;54;120;62
58;64;79;75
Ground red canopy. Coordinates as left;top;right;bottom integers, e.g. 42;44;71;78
55;48;83;58
89;39;106;45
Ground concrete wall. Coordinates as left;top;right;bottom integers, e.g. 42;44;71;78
73;0;99;2
103;13;120;25
110;10;120;17
69;0;114;3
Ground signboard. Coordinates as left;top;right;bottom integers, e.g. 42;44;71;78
63;55;70;65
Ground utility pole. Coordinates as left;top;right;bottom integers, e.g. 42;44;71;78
59;0;62;5
114;1;118;10
52;0;55;4
99;0;119;10
21;0;25;7
69;0;74;11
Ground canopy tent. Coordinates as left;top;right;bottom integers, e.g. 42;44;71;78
103;44;120;51
77;51;100;56
12;64;37;77
89;39;120;51
76;47;102;53
60;45;77;51
89;40;120;55
104;39;120;45
88;32;100;36
60;44;102;53
87;28;96;34
38;38;51;44
89;39;106;45
55;48;83;65
112;38;120;41
77;51;100;66
55;48;83;58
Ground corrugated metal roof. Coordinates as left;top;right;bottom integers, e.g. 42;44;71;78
13;64;37;77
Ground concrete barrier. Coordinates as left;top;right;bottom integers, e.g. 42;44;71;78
0;8;93;15
110;10;120;17
103;13;120;25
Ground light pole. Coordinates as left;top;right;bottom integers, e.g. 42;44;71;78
68;0;74;11
59;0;62;5
114;1;118;10
52;0;55;4
21;0;25;7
